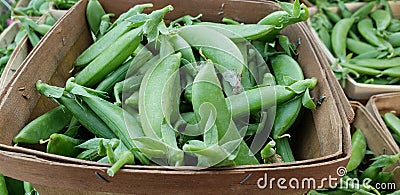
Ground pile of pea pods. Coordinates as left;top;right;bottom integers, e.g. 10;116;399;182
311;0;400;86
13;0;320;176
309;129;400;194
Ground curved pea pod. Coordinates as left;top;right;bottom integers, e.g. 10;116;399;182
74;21;134;67
86;0;106;35
139;53;181;139
382;112;400;138
13;106;73;144
46;133;84;157
370;9;391;32
346;38;376;55
178;25;245;76
388;32;400;47
331;17;355;62
75;27;143;87
357;18;393;53
195;22;275;41
168;33;196;64
351;2;375;22
349;57;400;69
95;58;133;94
269;54;304;139
346;129;366;172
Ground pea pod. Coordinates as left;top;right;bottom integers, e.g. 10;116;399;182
86;0;106;35
191;61;258;165
349;57;400;69
357;18;393;53
346;38;376;55
317;27;332;52
275;137;295;162
178;25;244;76
341;63;382;76
195;22;275;41
331;17;355;62
382;112;400;138
351;2;375;22
75;27;142;87
35;81;118;139
46;133;83;157
74;21;134;67
13;106;73;144
388;32;400;47
270;54;304;139
346;129;366;172
139;53;181;139
370;9;391;32
227;78;317;118
392;133;400;144
0;174;8;195
322;7;341;23
382;66;400;78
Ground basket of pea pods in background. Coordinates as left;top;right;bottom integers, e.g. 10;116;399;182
308;101;400;194
0;0;354;194
307;1;400;102
366;92;400;149
0;14;56;93
49;0;79;20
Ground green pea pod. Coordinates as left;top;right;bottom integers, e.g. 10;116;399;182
77;148;103;161
0;174;8;195
338;1;352;18
46;133;83;157
331;17;355;62
346;129;367;172
191;61;258;165
382;66;400;78
25;25;41;47
227;78;317;118
275;137;295;162
351;2;375;22
178;25;244;76
382;112;400;138
35;81;118;139
139;53;181;139
370;9;391;32
318;27;332;52
353;50;387;59
357;18;393;53
86;0;106;35
341;63;382;76
346;38;376;55
98;13;115;39
349;57;400;69
109;3;153;30
95;58;133;94
195;22;275;41
168;34;196;64
13;106;73;144
75;27;142;87
322;7;341;23
270;54;304;139
74;21;133;67
360;166;380;181
388;32;400;47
